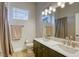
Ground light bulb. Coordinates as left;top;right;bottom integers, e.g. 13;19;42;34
57;2;62;6
42;11;45;15
45;11;47;16
61;4;65;8
48;10;51;14
49;6;53;11
45;9;48;13
53;8;56;12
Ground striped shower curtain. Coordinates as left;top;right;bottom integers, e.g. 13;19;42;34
0;3;13;56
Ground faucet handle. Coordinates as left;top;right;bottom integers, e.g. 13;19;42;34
70;36;73;39
65;36;71;46
69;36;73;41
65;36;69;40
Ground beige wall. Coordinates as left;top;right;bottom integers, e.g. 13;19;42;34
8;2;36;52
36;2;52;37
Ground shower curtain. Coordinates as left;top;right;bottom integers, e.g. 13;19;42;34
55;17;68;38
0;3;13;56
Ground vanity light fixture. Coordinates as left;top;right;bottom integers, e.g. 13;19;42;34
53;8;56;12
42;2;75;16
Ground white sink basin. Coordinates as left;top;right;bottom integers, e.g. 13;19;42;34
44;40;60;45
42;38;79;54
35;38;79;56
56;44;79;54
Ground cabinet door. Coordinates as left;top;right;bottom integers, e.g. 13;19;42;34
37;43;43;57
48;48;65;57
42;45;49;57
42;45;65;57
33;40;43;57
33;40;65;57
33;40;38;57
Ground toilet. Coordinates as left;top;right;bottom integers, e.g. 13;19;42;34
24;40;33;50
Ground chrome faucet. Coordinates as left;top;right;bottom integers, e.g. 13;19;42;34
65;36;73;46
65;36;70;45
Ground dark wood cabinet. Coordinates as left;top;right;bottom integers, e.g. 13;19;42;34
33;40;65;57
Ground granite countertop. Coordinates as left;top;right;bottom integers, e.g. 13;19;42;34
34;37;79;57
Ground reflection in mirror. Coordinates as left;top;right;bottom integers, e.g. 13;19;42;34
42;14;68;39
42;2;79;42
55;17;68;39
42;14;55;39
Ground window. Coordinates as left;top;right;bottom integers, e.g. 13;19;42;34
42;15;52;24
13;8;29;20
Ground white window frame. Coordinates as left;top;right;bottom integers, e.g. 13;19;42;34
12;8;29;20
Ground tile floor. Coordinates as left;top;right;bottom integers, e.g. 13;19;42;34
12;49;35;57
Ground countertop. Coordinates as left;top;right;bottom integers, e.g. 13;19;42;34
34;37;79;57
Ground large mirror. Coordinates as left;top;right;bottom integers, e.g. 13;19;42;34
42;14;55;38
42;2;79;41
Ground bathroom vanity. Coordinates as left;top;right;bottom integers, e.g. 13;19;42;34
33;39;65;57
33;38;79;57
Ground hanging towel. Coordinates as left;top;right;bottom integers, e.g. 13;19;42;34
11;25;24;40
